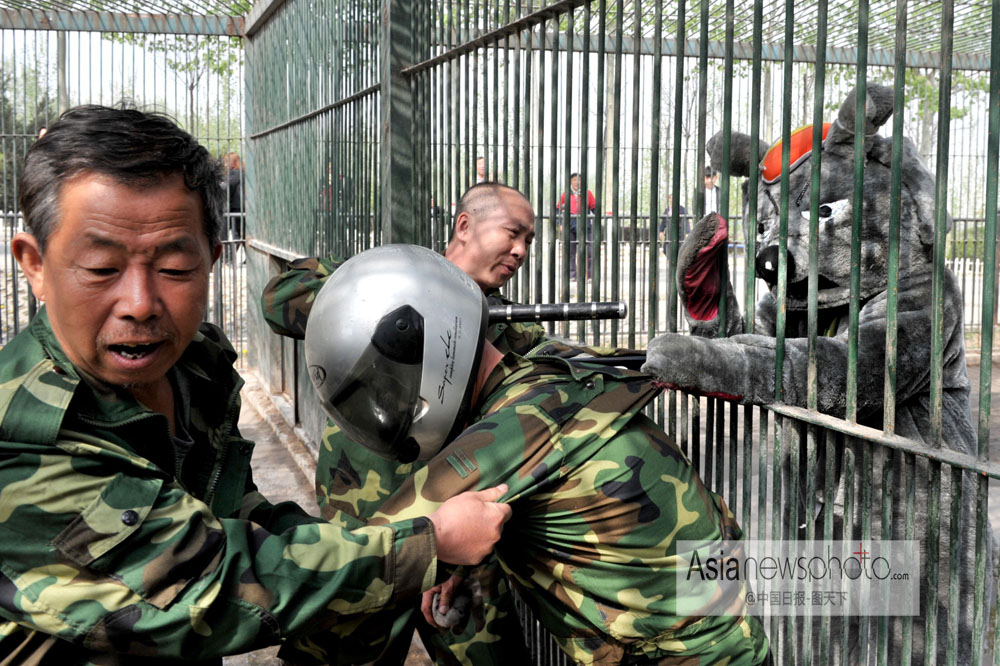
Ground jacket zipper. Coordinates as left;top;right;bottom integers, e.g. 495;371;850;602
203;386;242;508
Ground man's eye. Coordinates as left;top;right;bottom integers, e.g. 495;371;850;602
85;267;117;276
160;268;194;277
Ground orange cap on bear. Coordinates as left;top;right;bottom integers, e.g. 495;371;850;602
760;123;832;183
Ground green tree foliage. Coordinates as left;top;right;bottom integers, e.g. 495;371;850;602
0;58;56;214
104;33;242;130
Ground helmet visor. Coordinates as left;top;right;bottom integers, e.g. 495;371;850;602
327;341;423;459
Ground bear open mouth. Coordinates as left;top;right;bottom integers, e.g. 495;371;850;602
785;275;840;300
109;342;163;360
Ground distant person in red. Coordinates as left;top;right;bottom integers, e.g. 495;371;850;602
556;172;596;281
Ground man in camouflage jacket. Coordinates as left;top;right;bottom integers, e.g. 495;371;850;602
0;105;508;665
263;183;543;665
294;250;771;665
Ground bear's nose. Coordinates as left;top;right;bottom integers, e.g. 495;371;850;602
755;245;795;285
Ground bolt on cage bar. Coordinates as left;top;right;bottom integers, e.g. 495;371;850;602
245;0;999;663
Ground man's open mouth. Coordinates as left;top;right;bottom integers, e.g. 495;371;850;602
109;341;163;360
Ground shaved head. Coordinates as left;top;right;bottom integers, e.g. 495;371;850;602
445;182;535;291
450;182;524;242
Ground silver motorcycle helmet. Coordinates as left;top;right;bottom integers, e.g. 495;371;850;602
304;244;489;462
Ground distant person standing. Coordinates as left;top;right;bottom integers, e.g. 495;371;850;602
658;194;688;253
475;155;487;184
222;151;244;241
556;172;596;281
703;166;720;215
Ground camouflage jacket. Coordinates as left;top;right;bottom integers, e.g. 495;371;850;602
260;255;547;354
0;309;437;665
369;354;769;665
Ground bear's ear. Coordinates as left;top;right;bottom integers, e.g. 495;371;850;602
708;131;770;178
826;83;895;146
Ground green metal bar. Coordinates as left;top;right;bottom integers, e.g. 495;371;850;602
757;408;770;544
562;6;574;318
902;450;916;665
411;22;990;73
668;0;685;340
806;0;828;414
883;0;908;436
609;0;623;347
946;466;962;665
774;0;794;403
248;84;380;141
533;23;545;306
741;405;752;534
626;0;640;349
580;2;593;341
857;440;874;658
929;0;955;444
402;0;588;75
994;554;1000;666
705;400;715;488
818;429;837;660
646;0;662;346
974;2;1000;662
841;445;856;662
491;5;500;182
592;0;607;346
744;0;762;335
770;413;783;654
0;8;244;35
877;445;897;665
667;0;686;443
728;401;737;517
787;416;802;655
691;393;701;478
695;0;708;221
520;23;533;304
501;27;510;188
766;402;1000;479
380;0;416;244
846;0;869;423
801;417;816;666
680;391;689;464
924;461;942;664
716;0;735;337
550;16;563;314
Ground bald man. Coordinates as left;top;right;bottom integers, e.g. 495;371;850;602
261;183;544;666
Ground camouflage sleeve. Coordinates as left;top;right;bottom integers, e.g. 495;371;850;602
0;444;436;658
260;255;344;339
526;338;643;359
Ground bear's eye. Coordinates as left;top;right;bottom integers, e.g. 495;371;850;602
801;199;849;223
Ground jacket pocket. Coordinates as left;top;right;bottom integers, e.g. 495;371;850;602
52;473;164;565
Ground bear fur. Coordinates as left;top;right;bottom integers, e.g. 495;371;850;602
644;83;995;663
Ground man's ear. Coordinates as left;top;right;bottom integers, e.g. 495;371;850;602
11;232;45;302
453;212;472;242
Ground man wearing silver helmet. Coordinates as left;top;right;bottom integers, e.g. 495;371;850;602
298;245;770;666
264;183;542;665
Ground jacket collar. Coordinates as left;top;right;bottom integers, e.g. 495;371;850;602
28;306;241;425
